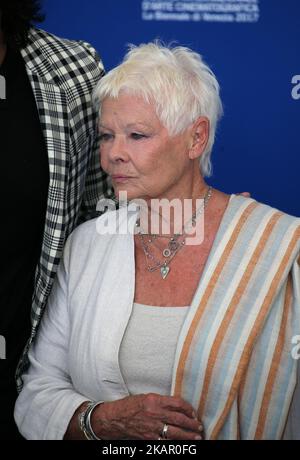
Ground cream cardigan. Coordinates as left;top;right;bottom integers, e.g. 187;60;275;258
14;196;300;439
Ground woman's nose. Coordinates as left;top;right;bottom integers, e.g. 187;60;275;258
109;136;129;163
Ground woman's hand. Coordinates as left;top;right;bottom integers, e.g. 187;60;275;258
91;393;203;440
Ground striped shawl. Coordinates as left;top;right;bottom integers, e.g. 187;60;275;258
171;197;300;439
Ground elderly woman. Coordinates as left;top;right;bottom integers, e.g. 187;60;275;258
15;42;300;440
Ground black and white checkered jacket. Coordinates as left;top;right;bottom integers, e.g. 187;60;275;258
16;28;112;387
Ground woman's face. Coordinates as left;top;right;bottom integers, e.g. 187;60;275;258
99;93;193;202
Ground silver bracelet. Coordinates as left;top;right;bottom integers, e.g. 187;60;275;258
78;401;104;440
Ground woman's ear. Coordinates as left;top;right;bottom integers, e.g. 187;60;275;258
188;117;210;160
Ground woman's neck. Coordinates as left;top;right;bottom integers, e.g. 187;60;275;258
137;175;210;237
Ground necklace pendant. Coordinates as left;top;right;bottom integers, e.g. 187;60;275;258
160;265;170;279
163;248;171;258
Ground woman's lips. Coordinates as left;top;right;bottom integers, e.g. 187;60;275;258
111;175;133;183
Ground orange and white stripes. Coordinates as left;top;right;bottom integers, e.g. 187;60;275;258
171;196;300;439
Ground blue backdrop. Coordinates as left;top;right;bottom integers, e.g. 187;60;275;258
42;0;300;216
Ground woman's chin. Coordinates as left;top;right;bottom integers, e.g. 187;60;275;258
115;188;138;202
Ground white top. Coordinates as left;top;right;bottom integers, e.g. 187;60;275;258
119;303;189;396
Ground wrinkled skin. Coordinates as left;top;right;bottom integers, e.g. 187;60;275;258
91;394;204;440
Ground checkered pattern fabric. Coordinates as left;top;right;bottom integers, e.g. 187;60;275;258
16;28;113;388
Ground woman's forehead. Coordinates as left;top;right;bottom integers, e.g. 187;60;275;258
100;94;161;126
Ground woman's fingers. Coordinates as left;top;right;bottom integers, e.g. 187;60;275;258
142;394;203;439
153;394;197;420
237;192;251;197
163;410;203;434
162;424;204;440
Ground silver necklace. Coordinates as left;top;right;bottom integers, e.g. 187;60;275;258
138;186;212;279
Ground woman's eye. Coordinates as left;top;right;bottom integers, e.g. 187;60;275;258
99;133;113;142
131;133;147;140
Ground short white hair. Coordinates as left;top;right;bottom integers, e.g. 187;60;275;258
93;41;223;177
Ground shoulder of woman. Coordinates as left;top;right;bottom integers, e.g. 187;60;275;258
68;208;135;250
228;196;300;261
231;195;300;226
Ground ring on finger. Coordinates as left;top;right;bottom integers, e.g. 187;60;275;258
161;423;169;439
